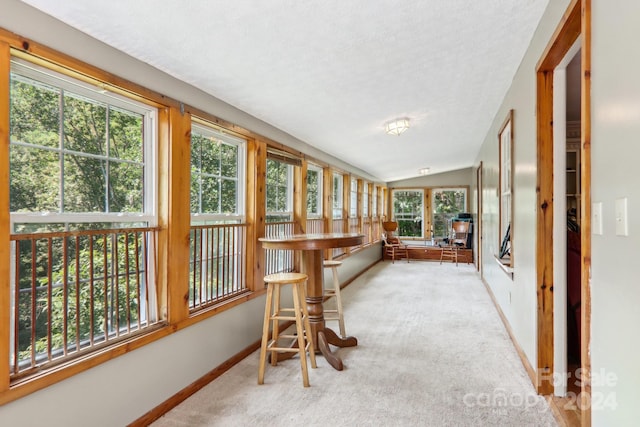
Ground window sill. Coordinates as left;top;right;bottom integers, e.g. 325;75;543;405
495;254;514;279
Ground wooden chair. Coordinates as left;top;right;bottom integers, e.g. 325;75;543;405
451;221;470;248
440;221;470;266
383;234;409;263
381;221;408;263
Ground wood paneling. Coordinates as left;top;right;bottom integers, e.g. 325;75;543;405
246;139;267;291
161;107;192;323
536;69;555;395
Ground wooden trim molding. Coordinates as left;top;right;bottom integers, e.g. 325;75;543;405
579;1;592;425
0;41;11;394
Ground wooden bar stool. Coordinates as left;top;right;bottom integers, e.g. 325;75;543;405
323;260;346;338
258;272;317;387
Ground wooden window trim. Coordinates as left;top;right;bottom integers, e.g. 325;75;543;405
498;109;514;271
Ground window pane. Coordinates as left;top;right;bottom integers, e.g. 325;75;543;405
432;189;466;238
63;93;107;156
190;174;200;213
109;161;143;212
393;190;423;237
10;76;60;148
201;137;221;176
307;169;319;214
266;184;278;212
266;158;291;219
221;143;237;177
201;176;220;213
109;107;143;163
63;155;106;212
221;179;237;213
10;145;59;212
190;133;204;171
333;174;343;219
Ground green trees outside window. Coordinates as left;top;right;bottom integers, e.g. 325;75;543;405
266;158;292;222
432;189;467;238
9;60;157;374
393;190;423;238
190;125;240;217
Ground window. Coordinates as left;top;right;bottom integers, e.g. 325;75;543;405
190;123;245;223
392;190;424;238
266;158;293;222
306;163;322;218
9;58;159;377
362;182;369;218
499;110;513;262
189;122;247;311
332;172;343;219
349;177;358;218
372;185;378;217
432;188;467;239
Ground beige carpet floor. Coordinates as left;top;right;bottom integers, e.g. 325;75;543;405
152;261;557;427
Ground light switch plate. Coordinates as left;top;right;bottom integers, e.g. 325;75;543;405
615;198;628;236
592;202;603;235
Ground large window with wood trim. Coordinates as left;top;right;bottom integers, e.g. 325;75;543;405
8;57;160;378
189;122;247;311
498;110;513;263
265;158;293;223
392;189;424;238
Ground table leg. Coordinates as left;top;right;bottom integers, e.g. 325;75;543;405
302;250;357;371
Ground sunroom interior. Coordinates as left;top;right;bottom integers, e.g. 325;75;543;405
3;1;640;426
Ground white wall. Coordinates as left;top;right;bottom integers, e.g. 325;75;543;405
590;1;640;425
0;1;381;425
475;1;640;425
474;0;572;372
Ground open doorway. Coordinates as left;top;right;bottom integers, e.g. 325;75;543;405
552;42;582;399
564;49;583;398
536;0;591;425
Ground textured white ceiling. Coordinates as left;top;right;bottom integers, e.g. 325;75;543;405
20;0;549;182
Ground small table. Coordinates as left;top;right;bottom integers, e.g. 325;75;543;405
259;232;363;370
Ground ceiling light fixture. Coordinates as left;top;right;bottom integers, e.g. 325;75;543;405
419;168;430;175
385;118;410;136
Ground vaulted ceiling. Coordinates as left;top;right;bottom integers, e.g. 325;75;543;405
20;0;550;182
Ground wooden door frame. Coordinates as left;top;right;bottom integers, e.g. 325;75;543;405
536;0;591;424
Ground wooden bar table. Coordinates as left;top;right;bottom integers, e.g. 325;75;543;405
259;233;363;371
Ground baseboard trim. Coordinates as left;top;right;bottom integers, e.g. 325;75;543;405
480;277;537;388
127;337;263;427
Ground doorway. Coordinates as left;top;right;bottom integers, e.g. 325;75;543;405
551;41;582;398
536;0;591;425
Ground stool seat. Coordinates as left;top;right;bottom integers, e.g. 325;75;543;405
323;260;346;338
258;272;316;387
264;272;309;284
322;260;342;268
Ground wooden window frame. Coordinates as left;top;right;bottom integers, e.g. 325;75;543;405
498;109;514;273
